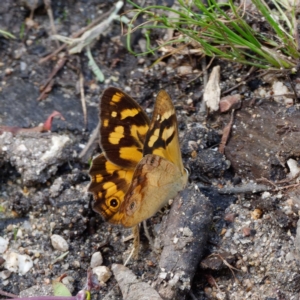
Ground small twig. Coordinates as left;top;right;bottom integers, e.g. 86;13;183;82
78;124;99;162
44;0;59;48
257;177;277;188
142;220;160;254
200;57;208;114
274;182;300;191
257;177;300;191
124;225;140;266
79;71;87;129
38;56;67;101
217;254;241;284
132;225;140;259
0;289;19;298
219;109;235;154
275;171;300;184
216;182;272;194
206;274;221;292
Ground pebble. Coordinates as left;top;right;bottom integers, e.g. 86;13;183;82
92;266;112;283
20;62;27;71
50;235;69;252
0;237;8;254
0;270;11;280
3;252;33;275
90;251;103;268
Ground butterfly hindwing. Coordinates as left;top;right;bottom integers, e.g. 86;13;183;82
100;87;150;169
120;154;187;227
88;154;133;224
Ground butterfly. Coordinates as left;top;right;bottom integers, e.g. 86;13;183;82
88;87;188;228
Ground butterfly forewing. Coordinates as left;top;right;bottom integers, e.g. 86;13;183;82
143;90;185;175
100;87;150;169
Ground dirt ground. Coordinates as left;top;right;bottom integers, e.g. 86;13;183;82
1;1;300;300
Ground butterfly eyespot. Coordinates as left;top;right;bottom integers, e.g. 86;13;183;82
110;198;119;207
129;202;135;210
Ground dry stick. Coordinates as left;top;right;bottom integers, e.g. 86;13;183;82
43;0;59;48
142;220;159;253
219;109;235;154
39;7;114;64
200;57;208;114
216;183;272;194
0;289;19;298
79;71;87;129
78;123;99;160
37;56;67;101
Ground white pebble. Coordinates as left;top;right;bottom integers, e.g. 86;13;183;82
18;254;33;275
92;266;112;283
3;252;19;272
0;270;11;280
3;252;33;275
0;237;8;254
51;234;69;251
90;251;103;268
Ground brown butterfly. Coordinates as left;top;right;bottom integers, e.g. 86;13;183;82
88;87;188;227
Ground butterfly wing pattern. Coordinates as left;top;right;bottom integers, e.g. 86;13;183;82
119;90;188;227
88;88;188;227
88;88;150;224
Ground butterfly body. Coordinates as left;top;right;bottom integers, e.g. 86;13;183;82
88;87;188;228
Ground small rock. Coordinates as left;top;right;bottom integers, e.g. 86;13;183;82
182;227;193;237
3;252;19;272
224;213;236;222
3;252;33;275
0;270;11;280
90;251;103;268
93;266;112;283
251;209;262;220
0;237;9;254
20;61;27;71
51;234;69;251
18;254;33;275
112;264;162;300
219;94;241;112
177;65;192;76
242;227;251;237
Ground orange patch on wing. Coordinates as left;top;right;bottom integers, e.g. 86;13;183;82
120;108;139;120
108;126;124;144
111;92;123;103
147;128;160;147
103;119;109;127
130;125;148;142
119;147;142;163
95;174;103;183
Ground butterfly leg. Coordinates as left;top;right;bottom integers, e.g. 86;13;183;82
143;220;161;254
132;224;140;259
124;225;140;266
